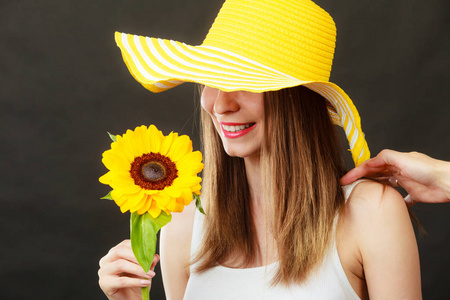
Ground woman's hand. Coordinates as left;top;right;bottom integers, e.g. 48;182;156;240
98;239;159;300
341;149;450;205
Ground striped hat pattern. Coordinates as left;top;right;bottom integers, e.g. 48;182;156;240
114;0;370;166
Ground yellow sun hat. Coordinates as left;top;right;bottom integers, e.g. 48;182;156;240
114;0;370;166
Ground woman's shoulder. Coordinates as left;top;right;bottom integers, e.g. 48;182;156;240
337;180;421;299
163;200;197;233
160;200;196;259
340;179;412;251
160;201;197;299
344;179;408;218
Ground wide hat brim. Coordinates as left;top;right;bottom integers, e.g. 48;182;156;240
115;32;370;166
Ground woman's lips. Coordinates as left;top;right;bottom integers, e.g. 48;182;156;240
219;122;256;138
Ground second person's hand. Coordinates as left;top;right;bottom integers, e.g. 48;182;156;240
340;149;450;206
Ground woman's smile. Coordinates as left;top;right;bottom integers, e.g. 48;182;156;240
220;122;257;138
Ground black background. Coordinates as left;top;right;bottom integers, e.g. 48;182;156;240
1;0;449;299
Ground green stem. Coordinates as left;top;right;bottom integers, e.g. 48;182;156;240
142;285;150;300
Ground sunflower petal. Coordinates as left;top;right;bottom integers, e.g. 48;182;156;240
102;151;131;172
112;135;134;162
177;162;204;176
111;190;127;206
136;198;152;215
191;184;202;194
122;129;142;158
177;150;203;165
164;185;182;198
152;192;171;208
111;183;142;195
173;176;202;188
160;132;178;156
142;189;160;195
148;125;164;153
108;172;136;189
134;125;150;154
181;188;194;205
168;135;193;162
149;201;162;218
176;152;204;175
126;189;147;210
119;198;132;213
99;172;112;184
167;199;184;213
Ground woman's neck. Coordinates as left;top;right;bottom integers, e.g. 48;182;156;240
243;155;278;267
244;155;262;204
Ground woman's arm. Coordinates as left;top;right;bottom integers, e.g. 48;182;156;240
160;201;196;300
340;181;421;300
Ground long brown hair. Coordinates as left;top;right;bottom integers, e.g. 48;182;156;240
193;85;346;285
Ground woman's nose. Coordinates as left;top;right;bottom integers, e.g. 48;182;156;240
213;90;240;116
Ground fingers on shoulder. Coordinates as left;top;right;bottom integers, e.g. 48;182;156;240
366;150;404;171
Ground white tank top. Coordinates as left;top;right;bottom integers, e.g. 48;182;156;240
184;182;363;300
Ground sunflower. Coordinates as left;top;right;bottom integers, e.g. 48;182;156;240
99;125;203;218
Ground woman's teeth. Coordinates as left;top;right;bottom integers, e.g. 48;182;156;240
222;123;253;132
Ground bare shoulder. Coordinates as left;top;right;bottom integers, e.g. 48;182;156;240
160;201;196;300
162;200;196;242
340;180;421;299
339;180;409;242
344;180;409;223
342;180;415;261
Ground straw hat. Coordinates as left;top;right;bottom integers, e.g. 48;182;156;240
114;0;370;166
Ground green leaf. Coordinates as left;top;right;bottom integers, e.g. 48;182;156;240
193;193;205;215
107;132;117;142
101;191;113;200
130;211;172;272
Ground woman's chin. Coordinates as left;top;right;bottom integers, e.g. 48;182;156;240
223;147;260;159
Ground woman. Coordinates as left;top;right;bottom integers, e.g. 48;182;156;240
99;0;421;298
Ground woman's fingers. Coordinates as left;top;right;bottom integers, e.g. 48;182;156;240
99;274;152;296
104;259;155;278
339;163;369;185
340;151;403;186
366;149;401;168
98;240;160;299
404;194;417;206
99;239;159;279
119;239;132;247
100;241;139;266
151;254;160;271
98;239;163;300
340;160;388;185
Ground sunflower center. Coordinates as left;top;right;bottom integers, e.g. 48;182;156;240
130;153;178;190
142;162;165;181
